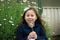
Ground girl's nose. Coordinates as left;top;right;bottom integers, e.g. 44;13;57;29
29;16;32;18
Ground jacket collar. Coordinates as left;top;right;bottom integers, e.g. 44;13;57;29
23;21;40;28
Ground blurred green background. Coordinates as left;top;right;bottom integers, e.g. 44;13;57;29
0;0;52;40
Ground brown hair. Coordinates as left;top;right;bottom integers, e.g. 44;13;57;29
18;7;46;31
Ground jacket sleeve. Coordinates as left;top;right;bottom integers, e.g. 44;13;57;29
37;26;48;40
16;26;27;40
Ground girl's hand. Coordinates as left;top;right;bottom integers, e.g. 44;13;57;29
27;31;37;40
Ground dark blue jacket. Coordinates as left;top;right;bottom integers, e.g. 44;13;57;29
16;22;48;40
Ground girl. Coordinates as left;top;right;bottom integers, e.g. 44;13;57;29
16;7;48;40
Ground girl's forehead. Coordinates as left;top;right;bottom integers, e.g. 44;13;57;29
26;9;35;13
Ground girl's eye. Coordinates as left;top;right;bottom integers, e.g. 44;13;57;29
26;14;34;17
27;15;29;17
31;15;34;17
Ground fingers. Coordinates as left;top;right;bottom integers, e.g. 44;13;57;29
27;31;37;39
27;35;31;39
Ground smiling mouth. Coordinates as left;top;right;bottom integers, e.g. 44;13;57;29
27;20;33;23
28;20;33;21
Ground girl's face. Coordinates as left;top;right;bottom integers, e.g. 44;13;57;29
24;9;37;24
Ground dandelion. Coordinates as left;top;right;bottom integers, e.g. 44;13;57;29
14;36;16;38
38;7;41;9
8;0;10;1
48;38;51;40
8;7;10;8
0;24;2;26
23;0;27;3
3;18;6;20
21;14;23;16
24;7;29;11
12;24;14;26
33;6;37;8
9;20;13;23
31;2;37;4
52;32;55;35
21;2;23;5
10;16;13;20
0;9;1;11
1;0;4;2
7;2;10;4
28;5;31;7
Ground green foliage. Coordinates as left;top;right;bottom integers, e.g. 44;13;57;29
44;23;52;40
0;0;25;40
0;0;52;40
38;0;43;15
42;20;52;40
